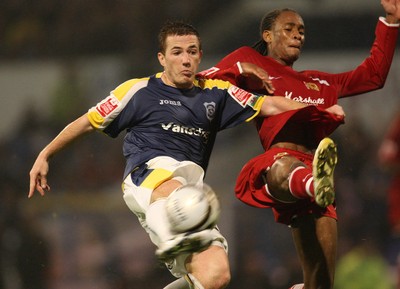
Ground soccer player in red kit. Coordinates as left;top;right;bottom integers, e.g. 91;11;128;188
378;110;400;289
198;1;400;288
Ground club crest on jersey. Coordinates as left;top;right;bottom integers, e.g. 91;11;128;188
204;102;216;121
303;81;320;91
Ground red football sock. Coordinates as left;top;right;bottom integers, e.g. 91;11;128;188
288;166;314;199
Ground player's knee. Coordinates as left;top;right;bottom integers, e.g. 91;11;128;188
266;156;305;201
186;246;231;289
187;269;230;289
218;270;231;289
266;156;304;191
210;259;230;288
203;269;230;289
208;255;230;289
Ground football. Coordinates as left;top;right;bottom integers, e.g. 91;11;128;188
166;184;220;233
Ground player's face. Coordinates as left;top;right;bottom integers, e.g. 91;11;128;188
263;11;305;66
158;34;202;89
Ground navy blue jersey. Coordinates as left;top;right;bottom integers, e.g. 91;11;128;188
88;73;264;178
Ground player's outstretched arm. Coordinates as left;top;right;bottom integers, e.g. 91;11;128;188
28;114;95;198
382;0;400;23
259;96;306;116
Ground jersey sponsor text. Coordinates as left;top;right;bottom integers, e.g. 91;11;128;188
285;91;325;105
161;122;210;143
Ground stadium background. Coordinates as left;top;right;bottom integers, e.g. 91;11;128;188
1;0;399;288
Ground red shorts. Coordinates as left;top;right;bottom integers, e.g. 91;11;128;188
235;147;337;225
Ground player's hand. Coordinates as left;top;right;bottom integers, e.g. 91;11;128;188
325;104;345;120
382;0;400;23
28;155;51;198
239;62;275;94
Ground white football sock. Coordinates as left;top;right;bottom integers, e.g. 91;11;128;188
185;274;205;289
163;277;190;289
146;199;174;244
162;274;205;289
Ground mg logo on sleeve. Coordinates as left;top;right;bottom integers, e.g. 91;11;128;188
96;95;119;117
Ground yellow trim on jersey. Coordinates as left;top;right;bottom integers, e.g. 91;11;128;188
87;109;105;129
112;77;149;101
140;168;173;190
246;96;265;122
194;78;230;90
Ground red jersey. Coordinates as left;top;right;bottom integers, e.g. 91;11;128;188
199;18;399;150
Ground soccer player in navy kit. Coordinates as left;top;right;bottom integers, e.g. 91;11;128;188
28;21;343;289
199;1;400;288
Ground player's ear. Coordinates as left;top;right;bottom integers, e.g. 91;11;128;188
158;52;166;67
262;30;272;43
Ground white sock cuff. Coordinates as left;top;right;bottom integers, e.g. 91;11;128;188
146;199;173;243
305;176;314;197
163;277;190;289
185;274;205;289
288;166;306;197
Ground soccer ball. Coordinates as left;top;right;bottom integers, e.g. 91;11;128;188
166;184;220;233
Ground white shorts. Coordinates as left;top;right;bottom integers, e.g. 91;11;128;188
122;156;228;277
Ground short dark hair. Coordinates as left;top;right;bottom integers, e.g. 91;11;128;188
158;20;201;53
253;8;298;56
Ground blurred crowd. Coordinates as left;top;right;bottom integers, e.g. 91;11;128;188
0;0;227;62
